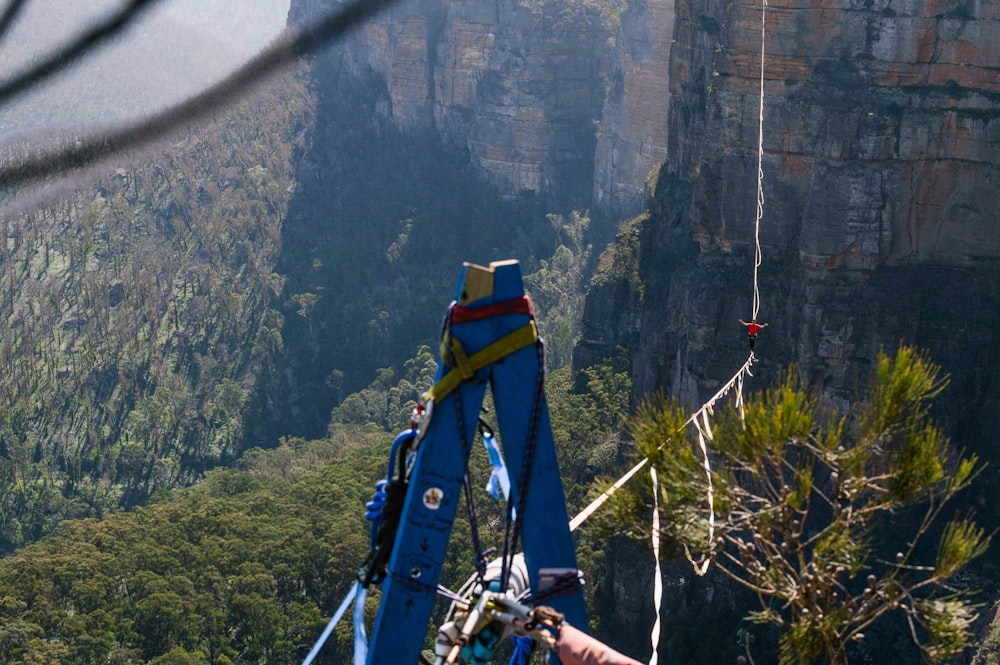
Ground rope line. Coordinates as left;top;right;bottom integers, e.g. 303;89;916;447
0;0;407;192
301;582;359;665
0;0;28;46
0;0;166;110
455;386;488;579
648;467;662;665
751;0;767;321
688;421;714;576
501;340;546;593
568;353;755;533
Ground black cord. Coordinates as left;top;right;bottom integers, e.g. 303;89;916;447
0;0;404;191
0;0;165;109
0;0;29;46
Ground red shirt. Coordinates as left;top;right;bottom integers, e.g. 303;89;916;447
745;322;764;335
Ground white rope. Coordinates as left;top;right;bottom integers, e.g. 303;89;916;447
648;467;662;665
736;372;746;423
569;456;649;532
690;421;713;576
569;353;756;533
751;0;767;321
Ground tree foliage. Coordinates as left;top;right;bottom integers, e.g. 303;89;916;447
524;210;593;370
0;69;313;553
604;345;990;665
0;431;388;665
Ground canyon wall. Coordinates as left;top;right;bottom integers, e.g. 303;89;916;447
290;0;621;205
289;0;683;214
276;0;680;432
578;3;1000;657
580;0;1000;499
279;0;1000;659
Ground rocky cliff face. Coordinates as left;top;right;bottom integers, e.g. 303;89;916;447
276;0;678;433
290;0;616;203
580;0;1000;501
593;0;674;211
578;2;1000;658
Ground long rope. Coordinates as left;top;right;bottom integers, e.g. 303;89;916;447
751;0;767;321
0;0;166;110
648;467;662;665
301;582;360;665
569;353;755;533
0;0;28;46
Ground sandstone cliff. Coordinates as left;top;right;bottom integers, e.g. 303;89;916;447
579;0;1000;516
578;4;1000;657
276;0;655;434
290;0;615;203
593;0;674;211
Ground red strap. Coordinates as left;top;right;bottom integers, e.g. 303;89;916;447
450;296;533;324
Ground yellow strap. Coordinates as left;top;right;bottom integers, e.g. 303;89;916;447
425;321;538;403
444;334;475;379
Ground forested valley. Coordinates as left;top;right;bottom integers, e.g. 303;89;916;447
0;70;311;553
1;0;998;662
0;61;637;664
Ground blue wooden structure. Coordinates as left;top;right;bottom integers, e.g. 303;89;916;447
365;260;587;664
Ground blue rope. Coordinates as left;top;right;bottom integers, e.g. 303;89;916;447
301;582;359;665
364;480;388;544
365;429;416;544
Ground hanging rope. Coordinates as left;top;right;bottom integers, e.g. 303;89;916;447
751;0;767;321
500;339;547;594
353;585;369;665
569;353;755;533
689;419;714;576
648;467;662;665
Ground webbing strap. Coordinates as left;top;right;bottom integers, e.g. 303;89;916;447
451;295;533;324
301;582;359;665
354;585;368;665
482;431;512;503
425;321;538;403
649;467;662;665
569;353;756;533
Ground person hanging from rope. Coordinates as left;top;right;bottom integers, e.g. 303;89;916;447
738;319;768;352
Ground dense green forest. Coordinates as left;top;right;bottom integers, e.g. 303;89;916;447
0;54;636;664
0;70;311;552
0;352;633;664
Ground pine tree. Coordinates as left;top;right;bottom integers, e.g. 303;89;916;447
605;345;990;665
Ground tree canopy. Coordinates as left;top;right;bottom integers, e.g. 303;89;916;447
603;345;990;665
